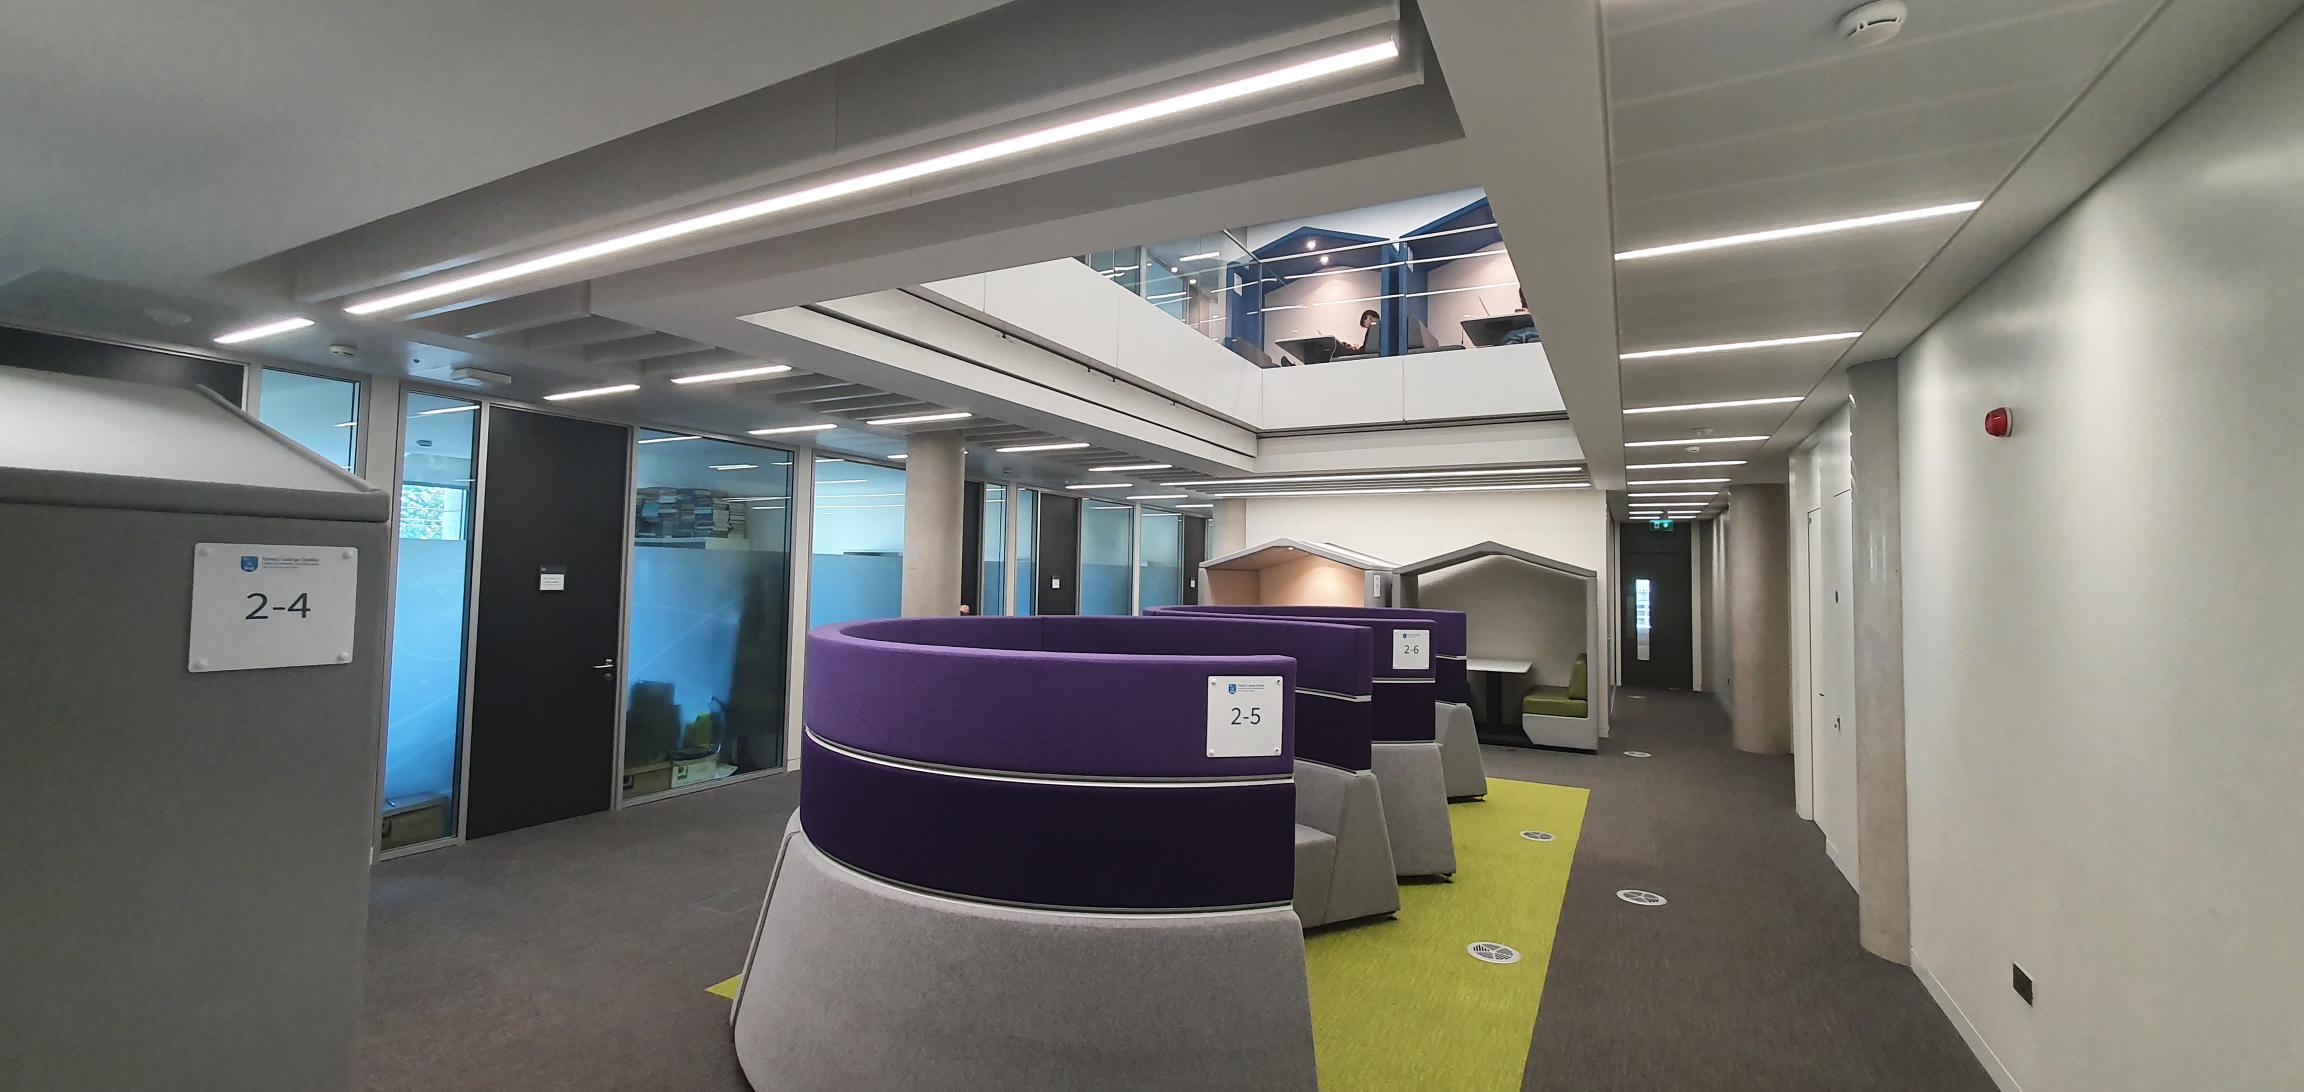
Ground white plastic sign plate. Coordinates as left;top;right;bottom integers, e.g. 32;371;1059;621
188;543;358;673
1206;675;1284;758
1392;628;1431;671
539;565;567;592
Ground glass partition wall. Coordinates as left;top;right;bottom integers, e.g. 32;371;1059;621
979;484;1008;615
1080;500;1136;615
257;367;360;473
622;431;795;803
1138;509;1186;609
380;392;479;851
1014;488;1040;616
808;459;907;627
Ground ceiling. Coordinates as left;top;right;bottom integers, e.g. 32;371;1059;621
1425;0;2296;522
0;0;1008;284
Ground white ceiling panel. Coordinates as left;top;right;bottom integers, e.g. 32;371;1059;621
1613;137;2027;248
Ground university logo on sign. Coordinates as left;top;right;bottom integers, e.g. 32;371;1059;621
1227;683;1238;695
239;555;260;573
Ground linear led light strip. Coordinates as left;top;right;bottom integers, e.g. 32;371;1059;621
1623;435;1769;448
749;423;838;436
1092;463;1171;472
1621;332;1858;360
998;441;1090;453
1615;202;1982;261
213;317;314;344
671;363;792;384
342;41;1399;318
1623;397;1801;415
1167;466;1578;488
1628;460;1745;469
866;411;972;426
1627;478;1731;486
1208;483;1589;498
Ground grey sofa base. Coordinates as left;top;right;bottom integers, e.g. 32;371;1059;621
1293;760;1401;926
1370;741;1457;877
733;818;1318;1091
1435;701;1489;798
1521;711;1599;752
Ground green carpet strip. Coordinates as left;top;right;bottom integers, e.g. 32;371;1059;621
1304;779;1589;1091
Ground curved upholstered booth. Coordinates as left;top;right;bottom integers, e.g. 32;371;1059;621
1149;605;1461;876
735;615;1363;1090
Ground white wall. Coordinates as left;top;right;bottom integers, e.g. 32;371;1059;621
1898;21;2304;1091
1789;406;1852;829
1239;487;1606;574
1420;245;1522;347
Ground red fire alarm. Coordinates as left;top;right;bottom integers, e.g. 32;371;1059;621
1983;406;2013;438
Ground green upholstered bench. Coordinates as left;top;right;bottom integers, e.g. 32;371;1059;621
1518;654;1596;750
1520;654;1589;719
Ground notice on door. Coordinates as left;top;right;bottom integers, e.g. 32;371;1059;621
1392;628;1431;671
188;543;358;673
539;565;567;592
1206;675;1284;758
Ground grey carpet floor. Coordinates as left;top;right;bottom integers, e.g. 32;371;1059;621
1499;688;1992;1092
358;689;1991;1091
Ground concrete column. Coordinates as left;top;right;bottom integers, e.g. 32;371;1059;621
1211;498;1249;556
1848;360;1911;964
1726;483;1791;754
899;430;965;616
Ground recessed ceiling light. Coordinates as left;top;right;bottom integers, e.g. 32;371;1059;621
1627;478;1732;486
708;463;758;471
1630;491;1720;498
670;364;793;384
1627;460;1746;469
1305;239;1319;250
1127;494;1189;500
1092;463;1172;472
1623;435;1770;448
866;411;974;426
636;434;700;444
1178;503;1213;508
749;423;838;436
417;404;479;416
1165;466;1580;487
543;383;640;401
214;317;314;344
998;441;1091;453
1623;397;1802;415
1208;483;1589;499
342;40;1401;316
1066;482;1134;490
1614;201;1983;261
1621;332;1861;360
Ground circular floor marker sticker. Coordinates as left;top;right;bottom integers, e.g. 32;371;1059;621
1615;889;1669;907
1519;830;1557;842
1621;750;1652;758
1466;941;1522;964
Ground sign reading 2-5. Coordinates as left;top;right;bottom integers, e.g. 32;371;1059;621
1205;675;1284;758
189;543;360;673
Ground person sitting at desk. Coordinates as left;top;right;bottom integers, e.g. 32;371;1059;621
1340;309;1380;355
1500;290;1540;345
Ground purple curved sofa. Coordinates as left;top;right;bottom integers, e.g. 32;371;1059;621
1147;605;1469;876
734;614;1364;1091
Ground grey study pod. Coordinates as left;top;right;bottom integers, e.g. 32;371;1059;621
1393;540;1607;750
1197;538;1394;607
0;366;390;1090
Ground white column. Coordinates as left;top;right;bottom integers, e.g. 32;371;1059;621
900;430;966;616
1848;359;1911;964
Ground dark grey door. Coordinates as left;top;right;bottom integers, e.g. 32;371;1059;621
1620;521;1694;689
465;407;630;839
1036;492;1079;615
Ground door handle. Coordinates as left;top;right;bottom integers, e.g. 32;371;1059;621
593;659;616;670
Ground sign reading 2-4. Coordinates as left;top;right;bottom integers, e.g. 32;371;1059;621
189;543;359;673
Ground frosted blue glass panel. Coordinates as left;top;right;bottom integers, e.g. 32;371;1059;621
1138;510;1185;610
810;461;906;627
258;368;358;472
380;391;477;850
1080;501;1134;615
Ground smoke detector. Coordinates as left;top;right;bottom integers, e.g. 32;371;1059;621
1839;1;1908;47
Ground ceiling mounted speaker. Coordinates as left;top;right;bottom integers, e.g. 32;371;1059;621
1839;1;1908;47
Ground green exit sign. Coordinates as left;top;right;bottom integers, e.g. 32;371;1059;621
1649;518;1675;530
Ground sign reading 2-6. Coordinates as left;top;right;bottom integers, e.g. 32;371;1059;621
189;543;360;673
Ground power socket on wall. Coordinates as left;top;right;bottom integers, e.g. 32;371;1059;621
2012;963;2034;1005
